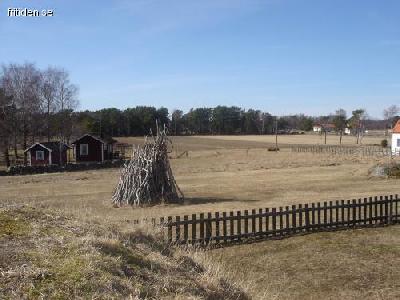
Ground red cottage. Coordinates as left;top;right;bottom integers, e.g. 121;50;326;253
24;142;70;166
71;134;117;163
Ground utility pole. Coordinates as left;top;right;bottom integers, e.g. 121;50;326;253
275;116;278;150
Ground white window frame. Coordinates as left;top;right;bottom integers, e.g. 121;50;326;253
36;150;44;161
80;144;89;156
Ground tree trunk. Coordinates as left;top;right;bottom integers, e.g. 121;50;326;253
339;130;343;145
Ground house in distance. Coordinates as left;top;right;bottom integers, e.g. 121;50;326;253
24;142;70;166
72;134;117;163
391;120;400;155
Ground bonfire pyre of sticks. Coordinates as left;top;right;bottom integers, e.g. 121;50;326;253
112;123;183;207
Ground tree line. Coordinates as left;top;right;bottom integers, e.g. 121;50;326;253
1;63;399;167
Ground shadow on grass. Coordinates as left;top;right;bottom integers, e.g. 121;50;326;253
184;197;259;205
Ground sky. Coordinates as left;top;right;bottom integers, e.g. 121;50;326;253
1;0;399;118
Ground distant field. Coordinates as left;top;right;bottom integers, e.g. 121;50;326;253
117;133;387;154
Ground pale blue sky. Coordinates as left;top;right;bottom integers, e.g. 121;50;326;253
1;0;399;117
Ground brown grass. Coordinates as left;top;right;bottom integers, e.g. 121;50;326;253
208;225;400;299
1;135;399;299
0;206;248;299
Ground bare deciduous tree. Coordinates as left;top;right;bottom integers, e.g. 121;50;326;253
383;105;400;134
1;63;42;163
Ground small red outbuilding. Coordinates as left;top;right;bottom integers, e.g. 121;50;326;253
24;142;70;166
71;134;116;163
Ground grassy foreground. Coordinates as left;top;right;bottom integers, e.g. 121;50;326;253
0;206;248;299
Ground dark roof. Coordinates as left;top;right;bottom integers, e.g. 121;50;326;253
71;134;117;145
24;142;70;153
41;142;70;152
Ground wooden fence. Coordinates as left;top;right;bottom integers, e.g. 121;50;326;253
291;145;391;157
156;195;399;246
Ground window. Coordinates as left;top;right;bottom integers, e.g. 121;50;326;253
36;150;44;160
397;139;400;147
80;144;88;156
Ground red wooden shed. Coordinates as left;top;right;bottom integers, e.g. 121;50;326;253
71;134;117;163
24;142;70;166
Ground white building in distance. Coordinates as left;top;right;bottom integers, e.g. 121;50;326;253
392;120;400;155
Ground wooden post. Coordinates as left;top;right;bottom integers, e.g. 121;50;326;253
317;202;321;230
369;197;373;225
291;205;296;234
352;200;356;227
363;198;367;226
215;212;220;244
347;200;351;227
244;210;249;237
279;207;283;235
258;208;263;234
252;209;256;237
285;206;290;235
329;201;333;226
389;195;393;225
298;204;303;232
266;208;270;235
335;200;339;227
192;214;197;245
305;204;310;232
168;216;172;243
323;202;327;228
229;211;234;241
272;208;277;236
222;212;227;243
183;215;188;243
176;216;181;243
200;213;204;244
206;212;212;245
237;211;242;241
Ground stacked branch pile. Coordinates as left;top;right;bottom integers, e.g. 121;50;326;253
112;125;183;207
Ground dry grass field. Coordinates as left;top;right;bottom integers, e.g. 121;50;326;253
1;135;399;299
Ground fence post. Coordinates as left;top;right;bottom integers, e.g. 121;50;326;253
258;208;263;235
292;205;296;234
317;202;321;230
305;204;310;232
183;215;188;243
389;195;393;225
168;216;172;243
222;212;227;243
215;212;220;244
272;208;277;236
279;207;283;235
335;200;339;227
298;204;303;232
192;214;197;245
200;213;204;244
285;206;290;235
363;198;367;226
229;211;234;241
352;200;357;227
252;209;256;237
206;212;212;245
244;210;249;237
237;211;242;241
176;216;181;243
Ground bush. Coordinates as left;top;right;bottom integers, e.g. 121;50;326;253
268;147;280;151
381;139;388;148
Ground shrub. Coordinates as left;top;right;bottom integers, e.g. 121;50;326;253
268;147;280;151
381;139;388;148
